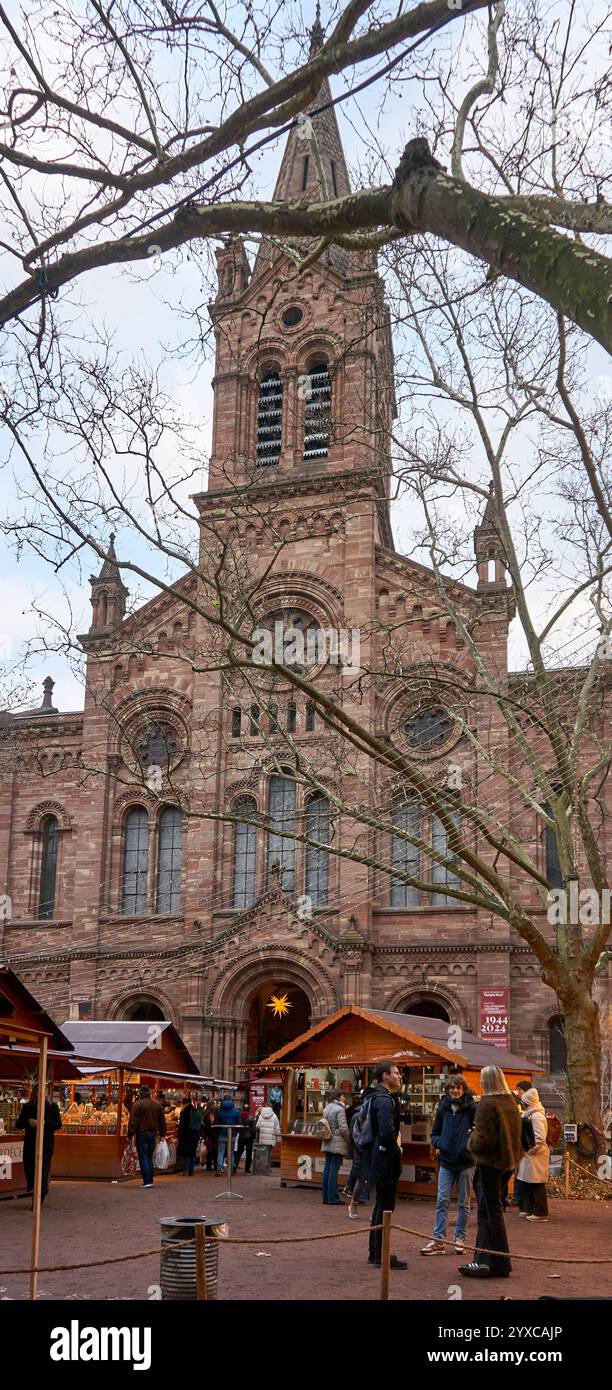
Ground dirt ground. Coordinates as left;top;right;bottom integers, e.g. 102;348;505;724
1;1170;611;1302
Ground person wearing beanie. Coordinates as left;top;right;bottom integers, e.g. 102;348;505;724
516;1086;550;1220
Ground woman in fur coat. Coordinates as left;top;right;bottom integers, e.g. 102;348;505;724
516;1087;550;1220
458;1065;522;1280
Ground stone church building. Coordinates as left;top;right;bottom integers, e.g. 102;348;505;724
1;23;607;1083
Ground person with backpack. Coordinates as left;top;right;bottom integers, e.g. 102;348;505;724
421;1075;476;1255
515;1086;550;1220
344;1086;375;1217
368;1061;407;1270
320;1090;350;1205
177;1095;203;1176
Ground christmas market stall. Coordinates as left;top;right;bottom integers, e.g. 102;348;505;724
0;966;76;1299
260;1005;543;1198
260;1005;469;1197
52;1019;233;1179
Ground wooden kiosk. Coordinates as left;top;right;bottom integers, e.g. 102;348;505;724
0;967;76;1299
260;1005;543;1198
53;1019;222;1180
260;1005;469;1197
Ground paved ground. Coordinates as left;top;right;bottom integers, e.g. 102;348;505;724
1;1171;611;1301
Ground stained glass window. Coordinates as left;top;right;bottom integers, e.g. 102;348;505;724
38;815;59;919
156;806;182;914
267;776;296;894
122;806;149;914
390;800;420;907
432;804;461;906
404;708;452;751
305;795;330;906
233;797;258;909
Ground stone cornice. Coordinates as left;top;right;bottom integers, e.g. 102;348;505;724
6;936;535;969
195;467;387;510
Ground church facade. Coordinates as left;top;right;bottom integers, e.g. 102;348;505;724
1;39;608;1084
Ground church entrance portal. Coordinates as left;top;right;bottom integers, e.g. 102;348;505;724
246;980;310;1061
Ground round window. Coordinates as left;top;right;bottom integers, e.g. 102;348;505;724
281;305;303;327
403;708;453;752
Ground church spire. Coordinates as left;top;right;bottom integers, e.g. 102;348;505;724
252;6;354;279
88;534;128;634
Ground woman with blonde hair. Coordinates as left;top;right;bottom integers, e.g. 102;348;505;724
458;1065;522;1279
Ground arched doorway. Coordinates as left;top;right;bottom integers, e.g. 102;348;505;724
119;996;166;1022
246;979;310;1061
403;997;451;1023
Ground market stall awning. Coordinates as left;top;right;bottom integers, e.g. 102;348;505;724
60;1019;201;1076
75;1064;236;1089
0;1044;82;1081
257;1005;469;1068
0;966;73;1051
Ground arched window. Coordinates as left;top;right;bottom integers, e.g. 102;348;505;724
305;794;330;906
432;799;461;906
391;799;420;907
122;807;149;914
231;707;242;738
287;701;297;734
233;796;258;909
544;802;563;888
548;1015;567;1073
38;815;59;919
156;807;182;914
305;701;316;732
256;366;283;466
267;775;296;894
303;356;331;459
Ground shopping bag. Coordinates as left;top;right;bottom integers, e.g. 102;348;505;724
154;1138;170;1170
121;1141;139;1177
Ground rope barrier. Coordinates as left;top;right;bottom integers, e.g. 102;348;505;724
2;1212;612;1277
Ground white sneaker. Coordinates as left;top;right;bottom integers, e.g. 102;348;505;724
454;1240;467;1254
420;1240;446;1255
526;1215;549;1222
518;1210;527;1217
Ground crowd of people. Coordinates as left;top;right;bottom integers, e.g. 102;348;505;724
126;1085;282;1187
318;1062;552;1279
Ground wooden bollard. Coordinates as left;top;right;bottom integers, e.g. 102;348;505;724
564;1150;570;1201
195;1223;208;1300
380;1210;392;1301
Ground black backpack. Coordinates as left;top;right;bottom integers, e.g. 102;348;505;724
520;1114;535;1152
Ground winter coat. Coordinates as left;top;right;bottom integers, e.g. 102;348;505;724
215;1098;242;1130
128;1096;166;1139
320;1099;350;1155
516;1091;550;1184
369;1084;402;1186
256;1105;281;1147
431;1091;476;1171
177;1103;201;1159
467;1092;522;1171
16;1100;62;1156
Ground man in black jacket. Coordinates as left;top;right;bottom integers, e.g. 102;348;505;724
368;1061;407;1270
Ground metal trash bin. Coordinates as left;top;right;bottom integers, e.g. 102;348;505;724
253;1143;271;1175
160;1216;227;1300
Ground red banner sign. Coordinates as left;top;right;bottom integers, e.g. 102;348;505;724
479;988;509;1049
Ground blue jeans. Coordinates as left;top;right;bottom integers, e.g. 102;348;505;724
136;1131;156;1186
322;1152;342;1203
216;1132;235;1173
433;1164;473;1241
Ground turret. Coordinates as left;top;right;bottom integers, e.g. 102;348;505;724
88;534;128;633
474;484;508;591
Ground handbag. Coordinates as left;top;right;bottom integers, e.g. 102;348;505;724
154;1138;170;1170
121;1141;139;1177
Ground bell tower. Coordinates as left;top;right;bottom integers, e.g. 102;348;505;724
201;9;396;548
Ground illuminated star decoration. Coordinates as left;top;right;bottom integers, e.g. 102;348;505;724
267;991;292;1019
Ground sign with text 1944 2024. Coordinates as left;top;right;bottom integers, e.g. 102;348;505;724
479;988;509;1050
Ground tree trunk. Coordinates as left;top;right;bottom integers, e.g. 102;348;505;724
559;986;602;1133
